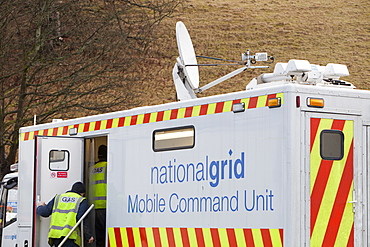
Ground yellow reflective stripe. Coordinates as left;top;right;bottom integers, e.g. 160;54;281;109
312;120;353;245
310;119;333;246
132;227;141;246
257;95;267;108
192;105;201;117
100;119;108;129
335;182;354;247
136;114;144;125
312;159;344;244
343;120;354;153
163;109;171;121
310;118;333;194
173;228;183;247
108;227;284;246
22;93;284;141
252;229;264;246
207;103;217;114
218;228;229;247
77;123;84;133
254;229;265;246
109;118;118;128
159;227;169;247
310;119;354;246
335;120;354;245
270;229;282;247
240;97;250;107
120;227;129;246
108;228;117;247
235;228;246;247
187;228;198;247
88;122;95;131
202;228;212;246
145;227;155;246
68;125;74;132
57;127;63;135
276;93;284;104
176;107;185;119
120;116;127;126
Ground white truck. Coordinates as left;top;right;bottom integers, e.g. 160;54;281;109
0;168;18;247
1;22;370;247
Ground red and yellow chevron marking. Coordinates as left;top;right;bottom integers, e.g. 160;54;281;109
108;227;284;247
20;93;284;141
310;118;354;247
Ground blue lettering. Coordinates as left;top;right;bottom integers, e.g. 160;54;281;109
92;167;104;174
209;161;220;187
243;189;274;211
149;150;246;188
234;152;245;179
61;197;76;203
196;162;205;181
169;193;179;213
159;166;167;184
177;164;185;182
150;167;159;184
4;234;17;240
169;191;239;213
127;194;138;213
127;194;166;213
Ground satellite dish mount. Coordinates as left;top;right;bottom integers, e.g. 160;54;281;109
173;21;273;101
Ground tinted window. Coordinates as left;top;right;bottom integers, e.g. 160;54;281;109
320;130;344;160
153;126;195;152
49;150;70;170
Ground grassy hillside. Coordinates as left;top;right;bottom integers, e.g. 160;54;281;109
143;0;370;106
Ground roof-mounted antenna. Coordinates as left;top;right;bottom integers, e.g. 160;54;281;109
173;21;273;101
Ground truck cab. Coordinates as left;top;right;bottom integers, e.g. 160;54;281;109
0;166;18;247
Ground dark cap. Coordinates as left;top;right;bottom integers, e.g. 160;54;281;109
71;182;86;194
98;145;107;159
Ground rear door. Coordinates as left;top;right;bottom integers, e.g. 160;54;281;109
34;136;84;247
307;114;355;247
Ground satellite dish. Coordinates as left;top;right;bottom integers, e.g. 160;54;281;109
176;21;199;88
173;22;271;101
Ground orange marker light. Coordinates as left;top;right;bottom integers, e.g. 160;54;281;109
307;98;324;108
268;98;281;108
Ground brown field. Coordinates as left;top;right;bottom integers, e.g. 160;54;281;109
142;0;370;106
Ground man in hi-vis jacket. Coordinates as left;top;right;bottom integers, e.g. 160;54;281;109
37;182;94;247
91;145;107;247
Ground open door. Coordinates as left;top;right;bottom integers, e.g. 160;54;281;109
34;136;84;247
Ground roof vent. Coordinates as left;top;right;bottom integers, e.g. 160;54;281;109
323;63;349;80
285;60;311;76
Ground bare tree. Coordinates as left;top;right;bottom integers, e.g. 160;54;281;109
0;0;180;177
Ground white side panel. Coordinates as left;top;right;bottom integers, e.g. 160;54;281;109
108;104;287;230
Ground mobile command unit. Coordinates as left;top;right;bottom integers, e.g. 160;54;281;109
1;21;370;247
